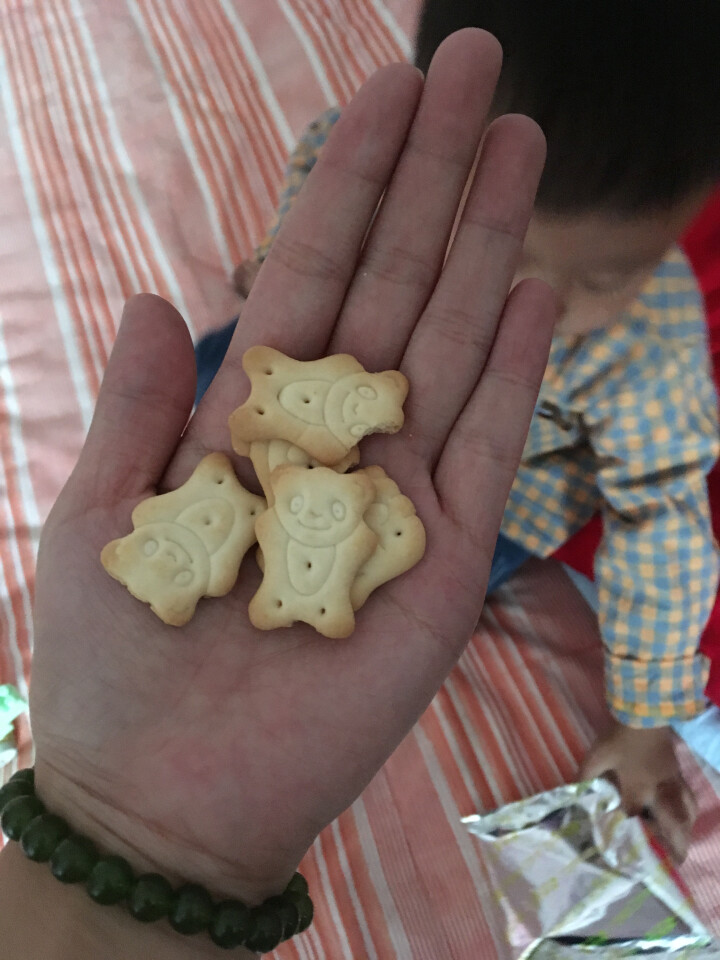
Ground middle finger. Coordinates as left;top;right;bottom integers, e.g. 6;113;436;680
329;28;503;370
401;112;546;466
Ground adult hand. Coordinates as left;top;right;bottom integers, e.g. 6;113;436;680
28;26;555;940
581;718;697;863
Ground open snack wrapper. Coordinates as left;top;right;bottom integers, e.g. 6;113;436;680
463;780;720;958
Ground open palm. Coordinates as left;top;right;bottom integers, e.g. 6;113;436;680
29;30;555;906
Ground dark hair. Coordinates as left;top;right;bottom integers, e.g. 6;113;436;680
415;1;720;216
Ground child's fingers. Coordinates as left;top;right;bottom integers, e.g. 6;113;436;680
59;295;196;509
433;278;556;549
648;777;697;864
400;114;548;468
328;29;502;370
168;64;423;489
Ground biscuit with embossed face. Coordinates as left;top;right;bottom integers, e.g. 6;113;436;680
351;466;426;609
101;454;265;626
249;465;377;638
248;438;360;508
228;346;408;466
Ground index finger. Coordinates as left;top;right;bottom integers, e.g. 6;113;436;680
169;64;424;486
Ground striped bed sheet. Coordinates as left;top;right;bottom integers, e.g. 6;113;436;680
0;1;718;956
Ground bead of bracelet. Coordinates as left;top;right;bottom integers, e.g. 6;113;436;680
4;768;314;953
128;873;175;922
1;794;45;840
50;835;99;883
20;813;71;861
209;899;252;949
86;855;135;905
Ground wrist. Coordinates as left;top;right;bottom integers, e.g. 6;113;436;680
606;715;674;739
0;842;256;960
34;756;295;906
5;760;313;955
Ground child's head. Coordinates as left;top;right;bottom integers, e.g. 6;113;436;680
416;1;720;333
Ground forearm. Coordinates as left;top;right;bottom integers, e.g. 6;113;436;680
0;841;255;960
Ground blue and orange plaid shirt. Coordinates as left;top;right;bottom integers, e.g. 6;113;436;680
256;108;720;729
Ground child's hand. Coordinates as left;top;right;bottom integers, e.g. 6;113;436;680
580;718;697;863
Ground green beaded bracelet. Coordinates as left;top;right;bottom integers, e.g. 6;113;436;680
1;768;314;953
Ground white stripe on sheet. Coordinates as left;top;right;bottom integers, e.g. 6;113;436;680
124;0;236;276
218;0;296;152
4;6;112;386
66;0;194;331
352;796;414;959
0;552;28;702
369;0;413;59
0;43;95;430
314;828;355;960
0;318;42;556
147;0;252;258
275;0;339;105
330;817;380;960
435;680;507;808
412;723;508;956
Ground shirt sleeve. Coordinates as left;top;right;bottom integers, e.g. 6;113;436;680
589;337;720;728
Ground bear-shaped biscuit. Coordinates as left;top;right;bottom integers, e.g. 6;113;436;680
101;453;265;626
228;346;408;466
248;438;360;508
351;466;426;609
249;465;377;638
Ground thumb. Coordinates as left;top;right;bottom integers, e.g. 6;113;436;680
63;294;196;508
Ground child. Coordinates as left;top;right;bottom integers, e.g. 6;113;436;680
195;1;720;861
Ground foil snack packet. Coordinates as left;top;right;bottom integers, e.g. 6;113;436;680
463;779;719;958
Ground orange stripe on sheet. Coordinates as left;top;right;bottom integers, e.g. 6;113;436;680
385;729;507;957
14;0;118;357
315;0;373;90
291;0;357;104
0;462;32;701
1;9;105;396
320;820;385;959
482;596;590;783
421;694;482;813
492;592;602;772
199;2;287;208
0;559;23;697
159;0;266;248
334;808;401;958
146;0;271;262
0;374;33;701
134;0;247;264
353;784;444;959
0;446;35;642
304;831;358;960
353;0;407;64
54;0;176;300
431;679;510;808
318;0;402;82
446;642;538;801
491;578;604;758
475;621;572;792
34;0;154;304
